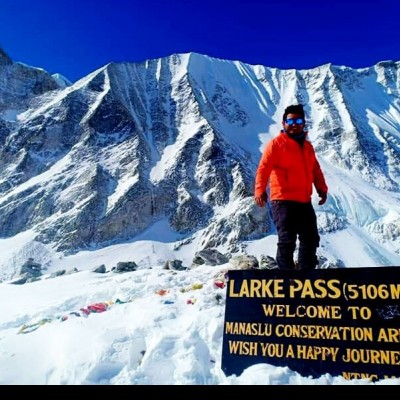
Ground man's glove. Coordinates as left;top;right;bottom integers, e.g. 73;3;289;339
318;191;327;205
254;192;268;207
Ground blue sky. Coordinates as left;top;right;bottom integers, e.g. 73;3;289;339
1;0;398;82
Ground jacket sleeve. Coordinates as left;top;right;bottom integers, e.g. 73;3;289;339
313;157;328;195
254;141;275;197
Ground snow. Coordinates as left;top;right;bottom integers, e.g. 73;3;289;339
1;229;399;385
1;54;400;385
0;129;399;383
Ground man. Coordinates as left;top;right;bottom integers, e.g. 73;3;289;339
254;104;328;270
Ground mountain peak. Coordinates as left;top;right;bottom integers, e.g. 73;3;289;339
0;47;12;65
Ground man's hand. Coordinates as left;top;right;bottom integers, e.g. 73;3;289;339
318;191;327;205
254;192;268;207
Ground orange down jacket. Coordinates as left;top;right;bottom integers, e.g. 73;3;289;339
254;131;328;202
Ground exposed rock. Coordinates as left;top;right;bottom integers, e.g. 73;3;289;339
26;276;41;283
48;269;66;278
0;48;12;65
10;277;28;285
19;258;42;279
229;255;259;270
93;264;107;273
259;255;279;270
163;260;187;271
191;249;229;267
198;198;271;251
317;255;345;269
112;261;138;273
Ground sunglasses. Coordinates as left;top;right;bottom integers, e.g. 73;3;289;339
285;118;304;125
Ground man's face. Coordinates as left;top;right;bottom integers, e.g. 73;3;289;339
282;113;305;135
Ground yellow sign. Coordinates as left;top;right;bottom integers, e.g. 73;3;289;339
221;267;400;381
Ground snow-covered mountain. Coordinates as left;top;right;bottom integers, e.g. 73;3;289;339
0;50;399;279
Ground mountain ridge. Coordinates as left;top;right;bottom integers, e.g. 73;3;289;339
0;51;399;279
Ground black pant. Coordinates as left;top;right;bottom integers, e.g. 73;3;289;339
270;200;320;270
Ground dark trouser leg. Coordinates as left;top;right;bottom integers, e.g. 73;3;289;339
297;203;320;270
271;201;296;270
